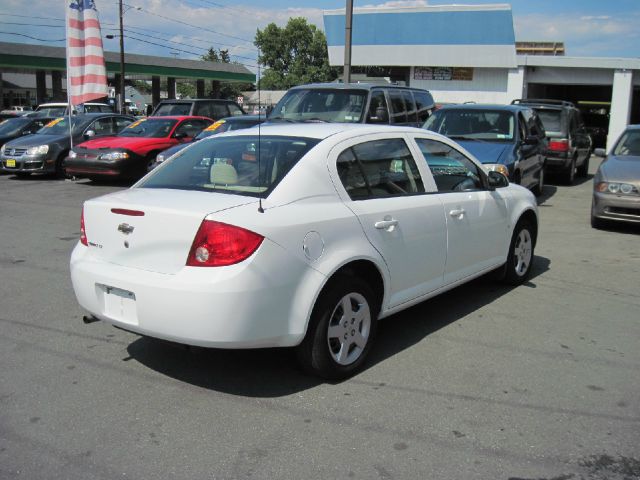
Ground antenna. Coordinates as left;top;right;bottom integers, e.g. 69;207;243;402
257;46;264;213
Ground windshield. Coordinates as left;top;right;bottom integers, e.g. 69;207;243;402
424;109;515;142
139;135;320;197
154;103;191;116
0;118;30;136
36;106;67;117
36;117;86;135
118;118;177;138
270;89;367;123
534;109;562;133
613;130;640;157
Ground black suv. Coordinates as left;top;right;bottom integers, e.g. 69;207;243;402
152;99;245;120
269;83;435;127
512;99;592;184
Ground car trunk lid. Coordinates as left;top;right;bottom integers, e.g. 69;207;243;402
82;188;257;274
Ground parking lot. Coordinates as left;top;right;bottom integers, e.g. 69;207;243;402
0;160;638;479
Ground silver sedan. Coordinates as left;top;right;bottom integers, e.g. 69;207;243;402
592;125;640;228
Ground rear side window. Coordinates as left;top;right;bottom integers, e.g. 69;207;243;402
139;135;319;198
413;91;433;123
415;138;483;192
155;103;192;116
337;138;424;200
402;91;418;124
388;91;407;124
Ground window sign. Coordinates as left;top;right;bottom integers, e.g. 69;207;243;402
414;67;474;81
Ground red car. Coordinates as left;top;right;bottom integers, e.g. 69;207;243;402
65;116;213;180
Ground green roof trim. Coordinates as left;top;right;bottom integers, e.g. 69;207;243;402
0;53;255;83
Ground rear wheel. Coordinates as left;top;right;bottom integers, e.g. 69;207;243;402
563;156;576;185
577;153;590;177
502;220;535;285
296;276;378;380
533;167;544;196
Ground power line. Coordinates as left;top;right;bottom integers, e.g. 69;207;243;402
0;31;64;42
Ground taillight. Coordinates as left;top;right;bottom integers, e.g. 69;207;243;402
80;207;88;246
186;220;264;267
549;139;569;152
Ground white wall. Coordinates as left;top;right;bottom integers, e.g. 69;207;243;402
526;67;614;86
410;67;509;104
608;69;634;150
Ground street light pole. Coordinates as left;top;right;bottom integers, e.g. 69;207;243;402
343;0;354;84
118;0;125;113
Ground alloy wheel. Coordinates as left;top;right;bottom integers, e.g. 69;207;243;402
326;292;371;366
513;229;532;277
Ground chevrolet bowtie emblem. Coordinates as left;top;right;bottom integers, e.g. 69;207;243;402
118;223;134;235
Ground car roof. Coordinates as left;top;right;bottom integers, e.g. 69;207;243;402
437;103;530;113
216;122;427;141
146;115;213;121
156;99;234;104
287;82;430;92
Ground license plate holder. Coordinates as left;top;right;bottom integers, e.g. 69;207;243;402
6;159;16;168
101;285;137;324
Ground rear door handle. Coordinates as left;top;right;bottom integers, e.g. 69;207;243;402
449;208;466;217
374;219;398;230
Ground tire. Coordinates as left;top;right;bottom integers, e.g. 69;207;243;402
563;156;576;185
577;153;590;177
502;220;535;285
54;152;69;179
532;167;544;197
296;276;378;380
590;214;605;229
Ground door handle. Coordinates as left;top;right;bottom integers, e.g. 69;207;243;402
449;208;466;217
374;219;398;230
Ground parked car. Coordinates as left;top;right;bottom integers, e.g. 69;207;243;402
66;116;212;180
269;83;435;127
591;125;640;228
1;113;134;177
512;99;592;184
151;99;245;120
423;103;546;195
0;116;55;150
31;102;113;117
151;114;266;169
71;123;538;379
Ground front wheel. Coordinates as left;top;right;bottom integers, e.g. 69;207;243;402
502;221;535;285
533;167;544;197
296;276;378;380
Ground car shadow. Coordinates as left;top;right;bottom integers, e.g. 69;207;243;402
126;255;551;396
593;221;640;235
546;173;593;187
536;184;557;206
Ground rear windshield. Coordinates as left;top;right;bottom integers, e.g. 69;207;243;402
154;103;191;116
534;109;562;132
35;106;67;117
612;130;640;157
118;118;177;138
139;135;320;197
424;109;515;142
270;89;367;123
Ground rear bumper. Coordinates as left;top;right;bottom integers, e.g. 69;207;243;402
543;152;571;171
70;240;322;348
592;192;640;224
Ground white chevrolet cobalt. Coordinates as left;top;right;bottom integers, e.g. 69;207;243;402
70;124;538;379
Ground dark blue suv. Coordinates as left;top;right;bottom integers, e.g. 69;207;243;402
424;104;547;195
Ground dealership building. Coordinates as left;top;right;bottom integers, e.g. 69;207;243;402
323;4;640;149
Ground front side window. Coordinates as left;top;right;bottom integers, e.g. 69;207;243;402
115;116;133;131
337;138;424;200
270;89;367;123
89;117;116;136
424;109;515;142
366;91;389;124
415;138;484;192
388;91;407;124
402;91;418;124
118;118;178;138
174;119;211;138
613;130;640;157
227;103;244;116
139;135;319;198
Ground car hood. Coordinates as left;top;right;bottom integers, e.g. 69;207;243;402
76;136;169;151
3;133;69;148
599;156;640;183
455;140;512;164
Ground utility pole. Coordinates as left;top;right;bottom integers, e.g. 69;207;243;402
118;0;125;113
343;0;353;84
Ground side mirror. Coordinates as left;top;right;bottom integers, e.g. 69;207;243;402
594;148;606;158
523;136;538;146
84;130;96;138
488;170;509;189
174;132;187;140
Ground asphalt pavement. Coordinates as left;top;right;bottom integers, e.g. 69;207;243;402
0;161;639;479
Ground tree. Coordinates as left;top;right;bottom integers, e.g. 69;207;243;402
254;17;338;90
200;48;252;100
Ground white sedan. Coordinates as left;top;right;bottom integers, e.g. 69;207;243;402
70;124;538;379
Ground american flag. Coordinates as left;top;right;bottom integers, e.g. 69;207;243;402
66;0;108;105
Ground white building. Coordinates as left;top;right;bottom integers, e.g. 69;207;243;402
323;4;640;149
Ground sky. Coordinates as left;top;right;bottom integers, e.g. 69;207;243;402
0;0;638;73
